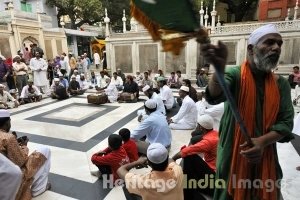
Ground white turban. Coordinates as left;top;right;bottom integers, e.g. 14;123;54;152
147;143;168;164
197;114;214;130
248;24;280;45
145;99;157;109
0;110;10;118
180;86;189;92
54;78;59;82
142;85;150;92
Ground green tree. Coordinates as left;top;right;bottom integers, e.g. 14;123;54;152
46;0;104;29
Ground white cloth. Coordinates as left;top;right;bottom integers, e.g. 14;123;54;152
159;85;174;110
292;113;300;136
248;24;280;45
111;76;123;86
59;60;67;70
78;79;89;90
29;58;48;87
131;111;172;147
31;146;51;197
97;75;109;88
13;62;28;76
104;83;118;102
170;95;197;130
196;99;212;116
203;103;224;131
0;153;22;200
147;143;168;164
64;56;70;75
94;53;100;65
20;85;41;98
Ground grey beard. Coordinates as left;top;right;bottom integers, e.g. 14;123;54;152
253;54;278;72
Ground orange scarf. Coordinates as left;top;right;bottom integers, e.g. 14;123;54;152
227;61;280;200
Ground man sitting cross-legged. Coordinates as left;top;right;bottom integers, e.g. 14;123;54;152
68;75;85;96
168;86;197;130
117;143;184;200
131;99;172;155
118;128;139;162
172;115;219;200
50;78;69;100
91;134;130;182
20;79;42;104
0;84;19;109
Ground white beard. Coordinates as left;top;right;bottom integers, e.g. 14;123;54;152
253;51;279;72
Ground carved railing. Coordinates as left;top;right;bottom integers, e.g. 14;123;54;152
214;20;300;35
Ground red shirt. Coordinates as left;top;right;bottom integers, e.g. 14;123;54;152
122;139;139;162
91;146;129;181
181;130;219;171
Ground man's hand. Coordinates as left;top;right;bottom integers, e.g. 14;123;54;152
240;137;266;163
172;152;182;161
201;41;228;73
135;157;148;169
167;118;173;124
137;115;143;122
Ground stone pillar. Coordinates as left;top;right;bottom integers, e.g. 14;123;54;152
51;38;58;57
122;9;127;33
199;1;204;26
104;8;110;38
204;7;209;28
294;0;299;20
286;8;290;21
210;0;217;34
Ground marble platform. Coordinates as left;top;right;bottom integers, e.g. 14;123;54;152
7;88;300;200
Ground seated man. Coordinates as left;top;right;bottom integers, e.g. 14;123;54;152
20;79;42;104
97;71;109;88
69;75;85;95
0;153;22;200
196;68;209;88
50;78;69;100
111;72;124;91
172;115;218;199
167;72;177;88
78;74;89;91
175;70;183;88
89;71;97;88
157;77;174;110
137;85;166;122
73;69;80;82
288;66;300;89
97;78;118;103
0;110;51;198
0;84;19;109
140;71;153;89
123;75;139;100
118;128;139;162
177;79;198;106
168;86;197;130
117;143;184;200
91;134;129;182
58;73;69;89
131;99;172;154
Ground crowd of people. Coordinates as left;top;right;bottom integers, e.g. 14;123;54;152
0;24;299;200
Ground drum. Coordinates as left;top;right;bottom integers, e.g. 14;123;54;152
87;93;108;104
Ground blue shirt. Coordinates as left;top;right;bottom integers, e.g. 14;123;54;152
60;78;69;88
131;111;172;147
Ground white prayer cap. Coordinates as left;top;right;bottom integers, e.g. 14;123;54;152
144;99;157;109
54;78;59;82
9;89;16;94
28;78;33;82
117;68;121;71
180;86;189;92
58;72;63;77
142;85;150;92
0;55;6;60
147;143;168;164
0;84;6;88
0;110;10;118
80;73;85;76
197;114;214;130
71;75;76;78
74;70;78;73
248;24;280;45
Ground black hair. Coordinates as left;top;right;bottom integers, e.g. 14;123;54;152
0;117;10;127
119;128;131;142
293;66;299;70
108;134;123;150
113;72;117;75
176;70;181;74
183;79;191;87
144;71;149;76
171;72;175;75
148;157;169;171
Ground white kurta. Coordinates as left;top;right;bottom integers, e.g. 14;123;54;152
292;113;300;136
20;85;41;98
104;83;118;102
94;53;100;65
29;58;48;87
170;95;197;130
159;85;174;110
0;153;22;200
204;102;224;131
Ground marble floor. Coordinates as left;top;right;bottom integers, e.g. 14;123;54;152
7;88;300;200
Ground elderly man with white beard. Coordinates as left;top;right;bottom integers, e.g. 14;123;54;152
202;24;294;200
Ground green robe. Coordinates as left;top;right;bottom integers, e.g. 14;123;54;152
205;66;294;200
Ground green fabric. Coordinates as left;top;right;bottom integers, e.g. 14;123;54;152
205;66;294;200
132;0;199;32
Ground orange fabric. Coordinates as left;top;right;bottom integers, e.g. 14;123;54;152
227;61;280;200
